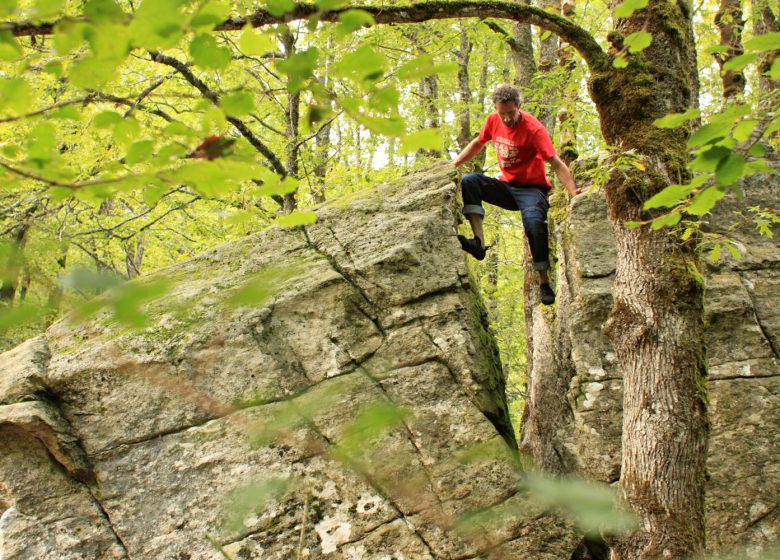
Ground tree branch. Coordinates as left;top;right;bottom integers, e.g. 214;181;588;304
4;1;607;72
148;50;288;176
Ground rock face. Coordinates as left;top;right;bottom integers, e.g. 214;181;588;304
521;167;780;554
0;163;577;559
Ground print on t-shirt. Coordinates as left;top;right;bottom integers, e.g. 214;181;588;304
495;135;522;169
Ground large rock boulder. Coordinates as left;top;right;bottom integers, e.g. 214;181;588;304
0;163;577;559
521;166;780;554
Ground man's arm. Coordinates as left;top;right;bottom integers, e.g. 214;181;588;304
548;155;581;196
453;137;486;167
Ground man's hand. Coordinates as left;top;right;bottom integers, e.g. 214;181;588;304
548;155;579;197
453;138;485;168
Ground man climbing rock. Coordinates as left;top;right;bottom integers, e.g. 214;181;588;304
453;84;580;305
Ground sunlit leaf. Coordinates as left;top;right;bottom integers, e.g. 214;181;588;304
650;212;682;229
396;54;436;81
715;153;746;186
708;243;722;263
0;30;22;61
687;186;726;216
225;263;305;308
317;0;347;9
191;0;231;29
690;146;730;172
221;477;292;534
722;52;758;72
540;30;552;41
336;9;375;38
769;58;780;80
125;140;155;165
704;44;730;55
70;56;123;89
333;45;385;83
743;31;780;52
276;211;317;228
653;108;700;128
266;0;295;17
27;122;58;165
0;303;45;331
0;0;15;17
53;20;86;54
129;0;187;50
688;120;732;148
612;54;628;68
0;78;31;114
643;183;697;209
220;91;255;117
34;0;64;17
614;0;648;18
732;119;758;143
190;33;232;70
254;176;299;197
625;31;652;53
399;129;442;155
275;47;319;93
83;0;126;23
238;25;275;56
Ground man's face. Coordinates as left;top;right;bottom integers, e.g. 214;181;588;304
495;101;521;127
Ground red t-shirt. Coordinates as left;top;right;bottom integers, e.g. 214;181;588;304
478;112;556;188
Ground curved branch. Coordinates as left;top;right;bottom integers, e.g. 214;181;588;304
4;1;606;72
148;51;287;176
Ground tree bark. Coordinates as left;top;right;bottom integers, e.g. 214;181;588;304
593;1;709;556
714;0;746;99
753;0;780;93
456;25;474;152
282;26;300;213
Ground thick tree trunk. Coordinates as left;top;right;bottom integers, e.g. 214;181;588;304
714;0;746;99
591;1;709;557
753;0;780;93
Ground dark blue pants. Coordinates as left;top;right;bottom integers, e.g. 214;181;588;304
461;173;551;271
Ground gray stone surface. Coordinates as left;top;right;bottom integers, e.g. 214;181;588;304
0;163;578;559
520;168;780;554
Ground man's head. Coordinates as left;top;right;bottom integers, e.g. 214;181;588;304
492;84;521;127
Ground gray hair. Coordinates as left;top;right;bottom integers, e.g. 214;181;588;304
492;84;521;106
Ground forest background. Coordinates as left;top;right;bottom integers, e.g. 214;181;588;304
0;0;779;556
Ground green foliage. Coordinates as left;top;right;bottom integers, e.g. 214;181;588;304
614;0;649;19
624;31;652;54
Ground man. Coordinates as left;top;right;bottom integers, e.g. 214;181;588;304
453;84;580;305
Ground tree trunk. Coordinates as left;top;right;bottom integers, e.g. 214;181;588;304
753;0;780;93
511;13;537;90
282;26;299;213
714;0;746;99
591;1;709;556
456;24;473;152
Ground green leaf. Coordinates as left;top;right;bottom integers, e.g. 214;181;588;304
129;0;186;50
733;119;758;143
612;55;628;68
356;114;406;137
0;30;21;61
687;187;726;216
53;20;86;54
191;0;231;29
368;86;400;112
225;263;305;308
614;0;648;18
190;34;232;70
690;146;730;172
688;120;733;148
275;47;319;93
125;140;154;165
220;91;255;117
715;153;746;186
653;108;700;128
708;243;722;263
333;45;385;83
396;54;436;81
624;31;652;53
540;30;552;41
769;58;780;80
221;478;292;534
336;9;375;38
70;56;122;89
0;0;16;17
317;0;347;9
94;110;123;128
142;184;167;206
743;31;780;52
644;183;697;210
0;78;31;114
238;25;275;56
27;122;57;164
52;105;81;120
399;129;442;155
111;278;172;327
726;242;742;260
748;143;766;157
254;176;299;197
266;0;294;17
112;118;141;147
650;213;682;230
722;52;758;72
276;211;317;228
0;303;44;331
704;44;730;55
83;0;126;23
34;0;64;17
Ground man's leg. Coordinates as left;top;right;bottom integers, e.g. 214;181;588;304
460;173;519;259
511;186;555;304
